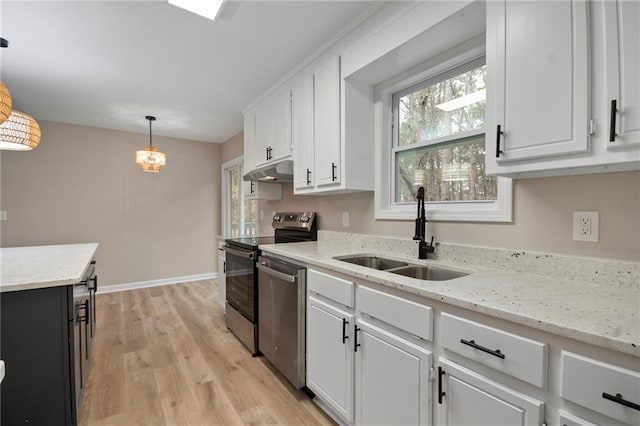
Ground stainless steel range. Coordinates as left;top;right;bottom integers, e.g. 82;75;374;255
224;212;317;356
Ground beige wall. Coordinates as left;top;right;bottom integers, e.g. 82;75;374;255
257;172;640;262
0;121;221;286
221;131;244;164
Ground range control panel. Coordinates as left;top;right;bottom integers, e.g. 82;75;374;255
272;212;316;229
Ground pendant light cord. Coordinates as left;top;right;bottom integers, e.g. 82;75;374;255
146;115;156;147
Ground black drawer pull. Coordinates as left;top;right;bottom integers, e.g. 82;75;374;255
354;324;361;352
341;318;349;344
438;366;446;404
460;338;505;359
609;99;618;142
306;168;311;185
496;124;503;158
331;162;337;182
602;392;640;411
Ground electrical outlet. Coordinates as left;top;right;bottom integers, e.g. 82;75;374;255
0;211;6;221
342;211;350;227
573;211;599;242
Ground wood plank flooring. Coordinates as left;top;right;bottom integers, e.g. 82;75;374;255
79;280;334;426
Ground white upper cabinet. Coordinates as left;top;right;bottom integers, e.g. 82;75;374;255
486;0;589;170
255;85;292;167
314;55;342;187
292;74;315;190
292;54;374;195
604;0;640;149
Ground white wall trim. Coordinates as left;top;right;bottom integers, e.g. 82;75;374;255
98;273;218;294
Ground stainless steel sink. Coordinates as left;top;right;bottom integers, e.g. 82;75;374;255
334;255;409;271
390;265;468;281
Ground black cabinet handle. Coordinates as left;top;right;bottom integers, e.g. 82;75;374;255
250;181;254;194
342;318;349;344
610;99;618;142
223;261;226;274
602;392;640;411
76;300;89;323
306;168;311;185
266;146;269;160
90;260;96;265
460;338;505;359
438;366;446;404
496;124;503;158
91;275;98;292
354;324;361;352
331;162;337;182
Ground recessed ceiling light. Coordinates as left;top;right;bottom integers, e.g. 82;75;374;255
168;0;226;21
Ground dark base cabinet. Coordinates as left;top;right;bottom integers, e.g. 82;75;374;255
0;262;97;426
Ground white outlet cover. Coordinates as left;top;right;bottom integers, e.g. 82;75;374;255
0;211;6;221
573;211;599;242
342;211;349;227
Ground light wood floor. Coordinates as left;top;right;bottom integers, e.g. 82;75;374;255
79;280;334;426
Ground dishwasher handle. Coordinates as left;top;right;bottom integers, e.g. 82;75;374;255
257;262;297;283
224;245;255;260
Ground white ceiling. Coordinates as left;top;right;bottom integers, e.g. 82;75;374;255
0;1;375;143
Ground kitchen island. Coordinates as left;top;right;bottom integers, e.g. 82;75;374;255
0;243;98;426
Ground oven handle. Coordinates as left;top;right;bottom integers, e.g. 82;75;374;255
224;245;256;260
256;262;297;283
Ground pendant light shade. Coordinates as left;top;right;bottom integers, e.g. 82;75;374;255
136;115;166;172
0;110;41;151
0;81;12;125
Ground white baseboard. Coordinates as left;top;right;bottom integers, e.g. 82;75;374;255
98;272;218;294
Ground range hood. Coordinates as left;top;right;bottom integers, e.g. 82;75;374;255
243;159;293;183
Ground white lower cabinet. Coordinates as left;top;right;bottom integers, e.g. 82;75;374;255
561;351;640;425
355;319;432;426
559;410;599;426
436;358;544;426
307;295;355;423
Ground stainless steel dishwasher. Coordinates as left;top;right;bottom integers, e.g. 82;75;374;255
257;254;306;389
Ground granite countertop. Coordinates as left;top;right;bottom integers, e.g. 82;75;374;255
0;243;99;292
260;240;640;358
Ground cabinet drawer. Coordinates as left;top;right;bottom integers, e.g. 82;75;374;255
357;285;432;341
440;313;547;387
559;410;598;426
308;269;354;307
561;351;640;425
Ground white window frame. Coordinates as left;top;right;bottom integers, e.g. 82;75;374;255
221;155;246;237
374;40;512;222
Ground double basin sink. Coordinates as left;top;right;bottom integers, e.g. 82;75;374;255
334;255;468;281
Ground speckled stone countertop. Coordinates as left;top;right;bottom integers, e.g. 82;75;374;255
259;232;640;358
0;243;98;292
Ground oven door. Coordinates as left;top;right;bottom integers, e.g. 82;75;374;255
224;245;256;322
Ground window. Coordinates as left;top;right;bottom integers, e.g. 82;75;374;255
374;44;512;222
222;157;257;237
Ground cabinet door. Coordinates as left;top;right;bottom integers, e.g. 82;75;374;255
355;320;432;426
487;0;589;167
269;87;292;163
604;0;640;149
243;180;281;200
243;109;257;173
437;358;544;426
307;295;354;423
256;88;292;166
314;55;341;186
293;74;315;190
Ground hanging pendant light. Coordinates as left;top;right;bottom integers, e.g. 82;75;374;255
1;38;13;124
0;110;41;151
0;81;12;125
135;115;166;172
